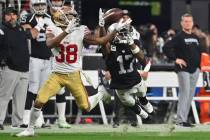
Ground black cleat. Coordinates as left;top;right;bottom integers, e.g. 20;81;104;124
41;123;51;128
176;122;195;127
130;122;138;127
19;124;28;128
0;124;4;130
112;123;120;128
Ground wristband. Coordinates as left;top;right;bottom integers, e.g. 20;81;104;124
131;46;140;54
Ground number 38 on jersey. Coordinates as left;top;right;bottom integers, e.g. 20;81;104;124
55;44;78;64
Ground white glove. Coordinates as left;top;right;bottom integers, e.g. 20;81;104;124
98;8;105;27
35;17;45;31
115;18;132;32
43;17;54;27
127;33;134;45
64;18;77;34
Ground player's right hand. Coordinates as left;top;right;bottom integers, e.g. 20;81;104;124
35;17;45;31
64;18;77;34
43;17;54;27
114;18;132;32
126;34;134;45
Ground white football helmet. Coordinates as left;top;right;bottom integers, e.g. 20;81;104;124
30;0;47;15
108;23;133;44
48;0;64;10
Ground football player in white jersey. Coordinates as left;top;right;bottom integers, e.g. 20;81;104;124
16;2;131;137
20;0;71;129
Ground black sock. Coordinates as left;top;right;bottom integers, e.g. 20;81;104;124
139;96;148;105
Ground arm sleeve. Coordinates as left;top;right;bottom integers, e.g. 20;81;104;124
25;28;33;39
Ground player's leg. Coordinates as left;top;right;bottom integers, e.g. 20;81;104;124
116;88;149;119
135;82;154;114
16;73;62;137
22;58;42;127
22;92;37;127
35;59;53;128
66;71;104;112
56;88;71;128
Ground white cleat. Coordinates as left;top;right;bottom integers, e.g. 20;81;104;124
142;102;154;114
139;106;149;119
58;120;71;128
15;128;34;137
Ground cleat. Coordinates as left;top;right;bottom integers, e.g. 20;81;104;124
58;120;71;128
112;123;119;128
15;128;34;137
41;123;51;128
130;122;138;127
142;102;153;114
176;122;195;127
0;124;4;130
19;124;28;128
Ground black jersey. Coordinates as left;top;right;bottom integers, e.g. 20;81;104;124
0;24;30;72
98;69;115;95
106;44;141;89
163;31;201;73
20;13;52;59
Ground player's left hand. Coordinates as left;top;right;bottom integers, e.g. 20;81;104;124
35;17;45;31
126;34;134;45
139;71;148;81
98;8;105;27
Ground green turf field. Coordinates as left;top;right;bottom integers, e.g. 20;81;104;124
1;124;210;140
1;132;210;140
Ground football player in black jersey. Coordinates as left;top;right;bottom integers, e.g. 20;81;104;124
99;9;154;120
20;0;71;128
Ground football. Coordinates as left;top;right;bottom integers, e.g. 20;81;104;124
103;8;124;25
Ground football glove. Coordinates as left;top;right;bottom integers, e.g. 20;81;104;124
43;17;54;27
114;18;132;32
98;8;105;27
64;18;77;34
34;17;45;31
126;33;134;45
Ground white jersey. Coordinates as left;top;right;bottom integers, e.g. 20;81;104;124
46;25;91;73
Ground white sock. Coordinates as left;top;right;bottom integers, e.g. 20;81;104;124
28;107;41;129
88;92;104;111
23;110;30;125
35;111;44;127
56;102;66;121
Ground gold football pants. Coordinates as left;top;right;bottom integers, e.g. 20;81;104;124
36;71;90;111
